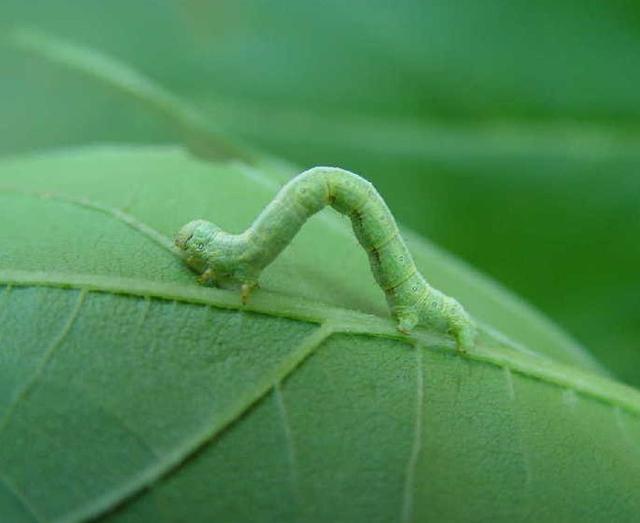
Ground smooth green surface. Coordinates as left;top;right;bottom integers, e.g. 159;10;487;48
1;146;639;522
3;0;638;385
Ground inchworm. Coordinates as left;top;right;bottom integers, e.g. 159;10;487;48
175;167;476;351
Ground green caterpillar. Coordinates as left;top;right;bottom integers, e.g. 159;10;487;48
175;167;476;351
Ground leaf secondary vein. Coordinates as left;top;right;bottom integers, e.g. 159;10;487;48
0;289;86;434
0;474;45;523
0;189;180;258
502;367;533;504
0;285;13;347
52;321;337;523
273;383;301;513
400;347;424;523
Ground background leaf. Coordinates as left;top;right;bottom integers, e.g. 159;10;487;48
0;146;639;523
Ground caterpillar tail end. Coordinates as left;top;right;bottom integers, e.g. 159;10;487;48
397;299;476;353
440;296;476;353
240;281;259;305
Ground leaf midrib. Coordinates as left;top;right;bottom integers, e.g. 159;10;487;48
2;269;639;417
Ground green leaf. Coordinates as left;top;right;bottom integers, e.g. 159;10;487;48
1;146;639;522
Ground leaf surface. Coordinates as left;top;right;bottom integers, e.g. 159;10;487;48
0;146;639;522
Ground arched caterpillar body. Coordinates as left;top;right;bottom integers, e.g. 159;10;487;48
175;167;476;351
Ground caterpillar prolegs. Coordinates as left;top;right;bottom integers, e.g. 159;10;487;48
175;167;476;351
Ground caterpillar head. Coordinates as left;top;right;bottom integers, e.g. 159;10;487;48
175;219;223;276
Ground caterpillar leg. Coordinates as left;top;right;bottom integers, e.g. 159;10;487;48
451;322;475;354
198;268;218;286
241;281;259;305
396;311;419;335
442;297;476;353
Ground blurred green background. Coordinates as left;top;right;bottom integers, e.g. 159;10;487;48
1;0;638;384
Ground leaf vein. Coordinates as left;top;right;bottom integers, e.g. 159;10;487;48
614;406;640;457
0;473;46;523
273;383;301;514
53;322;336;523
400;346;424;523
0;189;180;258
0;289;87;433
502;367;533;500
0;284;13;346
